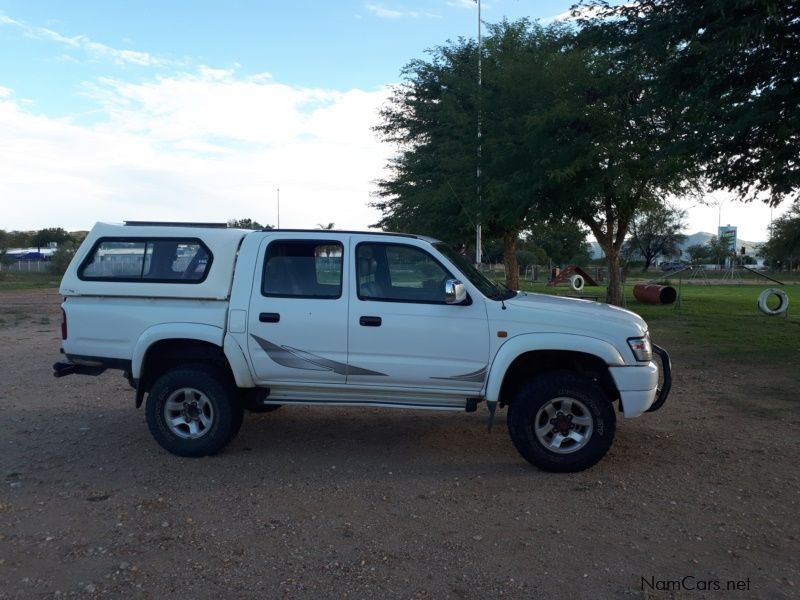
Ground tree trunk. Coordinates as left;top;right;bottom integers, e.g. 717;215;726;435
605;247;623;305
503;230;520;290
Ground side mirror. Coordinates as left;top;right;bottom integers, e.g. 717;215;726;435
444;279;467;304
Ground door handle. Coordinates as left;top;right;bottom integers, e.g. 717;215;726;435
259;312;280;323
359;315;382;327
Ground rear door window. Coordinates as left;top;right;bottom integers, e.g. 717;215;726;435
262;240;343;298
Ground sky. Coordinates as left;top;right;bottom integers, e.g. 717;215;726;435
0;0;789;242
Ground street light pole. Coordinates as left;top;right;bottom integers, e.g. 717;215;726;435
475;0;482;266
277;187;280;229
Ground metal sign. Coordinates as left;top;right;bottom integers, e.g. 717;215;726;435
719;225;737;253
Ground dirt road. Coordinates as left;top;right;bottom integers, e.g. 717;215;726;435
0;289;797;598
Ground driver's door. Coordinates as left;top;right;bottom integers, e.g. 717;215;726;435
346;239;490;393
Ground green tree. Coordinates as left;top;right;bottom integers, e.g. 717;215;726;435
228;218;271;230
516;244;549;271
32;228;71;252
374;22;577;290
623;203;687;271
705;236;731;267
70;231;89;245
372;38;478;246
6;231;33;248
556;20;701;302
741;255;757;266
578;0;800;206
50;241;77;276
762;204;800;268
375;18;698;302
685;244;710;264
527;219;592;266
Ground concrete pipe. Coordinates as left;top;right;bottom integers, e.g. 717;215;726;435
633;283;677;305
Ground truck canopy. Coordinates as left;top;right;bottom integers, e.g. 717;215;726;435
59;222;248;300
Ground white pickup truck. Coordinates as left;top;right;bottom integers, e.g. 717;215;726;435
54;221;670;472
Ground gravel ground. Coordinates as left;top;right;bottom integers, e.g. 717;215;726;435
0;289;798;599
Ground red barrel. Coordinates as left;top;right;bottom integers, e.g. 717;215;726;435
633;283;677;305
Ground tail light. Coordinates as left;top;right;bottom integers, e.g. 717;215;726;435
61;308;67;340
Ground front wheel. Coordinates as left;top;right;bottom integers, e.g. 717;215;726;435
145;366;243;457
507;371;616;472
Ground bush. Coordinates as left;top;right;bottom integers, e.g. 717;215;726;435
50;242;77;276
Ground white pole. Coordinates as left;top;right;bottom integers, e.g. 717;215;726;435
277;187;281;229
475;0;482;266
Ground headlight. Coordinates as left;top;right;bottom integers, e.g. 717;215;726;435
627;336;653;362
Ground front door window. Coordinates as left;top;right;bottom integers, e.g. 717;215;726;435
357;243;451;304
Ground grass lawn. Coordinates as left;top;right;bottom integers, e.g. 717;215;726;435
519;279;800;364
0;271;62;291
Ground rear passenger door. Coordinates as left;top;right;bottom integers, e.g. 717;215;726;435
247;235;349;385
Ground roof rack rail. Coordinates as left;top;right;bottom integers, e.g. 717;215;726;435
260;228;421;239
124;221;229;229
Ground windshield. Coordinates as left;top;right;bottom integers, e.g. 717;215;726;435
435;243;517;301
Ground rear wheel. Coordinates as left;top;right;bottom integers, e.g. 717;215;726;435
146;366;243;457
507;371;615;472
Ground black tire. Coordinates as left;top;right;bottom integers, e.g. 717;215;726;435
507;370;616;473
239;388;282;413
145;366;243;457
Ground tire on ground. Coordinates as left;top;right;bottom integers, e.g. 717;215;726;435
569;273;585;292
569;274;585;292
507;370;616;472
757;288;789;316
145;365;243;457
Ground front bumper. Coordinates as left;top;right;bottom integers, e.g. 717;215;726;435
608;344;672;418
647;344;671;412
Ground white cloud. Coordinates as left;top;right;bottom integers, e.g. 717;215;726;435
0;69;393;231
0;13;22;26
365;4;404;19
0;85;12;98
364;3;440;19
446;0;478;9
0;11;166;66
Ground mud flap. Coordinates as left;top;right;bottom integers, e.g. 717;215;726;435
487;400;497;432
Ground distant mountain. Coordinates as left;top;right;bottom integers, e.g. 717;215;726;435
589;231;764;260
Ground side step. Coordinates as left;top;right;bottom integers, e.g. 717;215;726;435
258;398;464;411
261;384;476;412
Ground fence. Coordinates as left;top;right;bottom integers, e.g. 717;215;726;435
479;263;608;283
0;260;53;273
